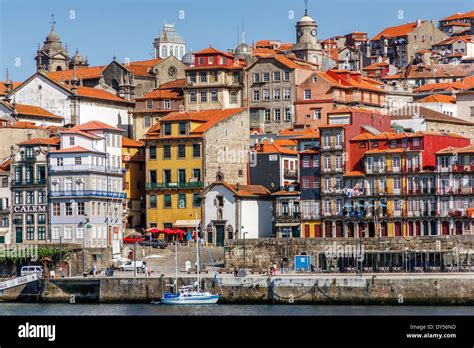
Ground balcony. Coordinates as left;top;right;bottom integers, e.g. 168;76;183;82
301;213;321;220
49;190;126;199
11;179;47;187
276;212;301;221
283;169;298;178
49;165;126;175
146;181;203;190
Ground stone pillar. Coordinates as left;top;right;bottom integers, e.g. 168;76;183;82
355;223;359;238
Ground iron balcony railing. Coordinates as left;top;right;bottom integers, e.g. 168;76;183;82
145;181;203;190
49;165;126;175
11;179;47;187
49;190;126;199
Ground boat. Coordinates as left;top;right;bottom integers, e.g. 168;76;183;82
157;213;220;305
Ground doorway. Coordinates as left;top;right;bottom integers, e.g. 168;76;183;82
215;225;225;246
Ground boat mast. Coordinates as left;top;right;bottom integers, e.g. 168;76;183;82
195;212;200;292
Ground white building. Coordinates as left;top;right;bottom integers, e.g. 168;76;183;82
202;179;272;246
153;24;186;60
7;72;134;137
417;94;457;117
48;121;124;256
0;159;11;245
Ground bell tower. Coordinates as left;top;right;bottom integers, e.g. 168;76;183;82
35;15;69;72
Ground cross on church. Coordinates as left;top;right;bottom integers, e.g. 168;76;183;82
50;14;56;26
304;0;309;15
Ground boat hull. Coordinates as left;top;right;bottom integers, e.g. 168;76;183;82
160;294;219;305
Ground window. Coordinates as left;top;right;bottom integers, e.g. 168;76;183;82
230;91;238;103
193;143;201;157
178;144;186;159
208;56;214;65
390;140;397;148
77;202;85;215
373;140;379;148
303;177;311;189
76;227;83;239
273;89;281;100
263;89;270;101
313;155;320;168
336;155;343;170
164;100;171;109
178;194;187;208
323;156;331;171
64;226;72;239
274;108;281;122
38;214;46;224
253;73;260;83
253;89;260;101
232;72;239;83
193;169;201;182
303;156;310;168
26;214;34;225
65;203;73;216
75;157;82;165
283;70;290;81
146;100;153;109
38;226;46;240
26;191;34;204
69;137;75;146
198;57;204;65
313;109;321;119
211;90;218;102
154;146;169;162
470;106;474;117
273;71;281;82
200;91;207;102
264;109;271;122
335;132;343;147
189;91;197;103
14;192;22;204
412;137;420;147
53;203;60;216
304;89;311;100
284;108;292;121
149;146;157;159
64;178;72;191
283;88;291;100
150;194;157;208
189;71;196;83
193;193;201;207
26;227;34;241
179;123;187;135
199;71;207;83
402;139;407;148
178;169;186;183
164;123;171;136
1;177;7;187
164;194;172;208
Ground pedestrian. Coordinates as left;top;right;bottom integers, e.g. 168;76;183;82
280;260;285;274
92;264;97;277
147;265;152;277
272;262;277;276
233;267;238;277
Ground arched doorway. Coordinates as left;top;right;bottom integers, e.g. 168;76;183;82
380;221;388;237
358;222;366;238
324;221;332;238
347;222;354;238
455;221;462;235
441;221;449;235
394;221;402;237
335;221;343;237
408;221;414;236
415;221;421;236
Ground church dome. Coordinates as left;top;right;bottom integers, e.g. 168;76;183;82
181;51;195;65
46;25;60;42
235;42;252;55
298;15;315;23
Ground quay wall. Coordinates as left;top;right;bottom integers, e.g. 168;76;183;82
1;275;474;305
224;236;474;269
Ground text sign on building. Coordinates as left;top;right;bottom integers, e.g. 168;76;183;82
13;205;47;213
269;154;278;161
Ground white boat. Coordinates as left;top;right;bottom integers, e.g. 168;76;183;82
156;213;220;305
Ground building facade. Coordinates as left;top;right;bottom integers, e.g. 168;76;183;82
0;159;11;244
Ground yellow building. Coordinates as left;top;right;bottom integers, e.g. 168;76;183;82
144;108;249;233
122;136;146;229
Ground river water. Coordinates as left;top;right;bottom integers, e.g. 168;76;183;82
0;303;472;316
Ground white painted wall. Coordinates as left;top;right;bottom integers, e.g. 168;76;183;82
418;102;457;117
79;101;131;130
390;118;426;132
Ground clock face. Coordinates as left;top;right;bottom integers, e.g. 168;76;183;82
311;29;317;37
297;30;303;37
168;66;177;78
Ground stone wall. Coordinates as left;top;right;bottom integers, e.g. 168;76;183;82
426;120;474;143
224;236;474;269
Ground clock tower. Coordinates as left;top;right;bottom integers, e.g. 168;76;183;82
291;5;323;66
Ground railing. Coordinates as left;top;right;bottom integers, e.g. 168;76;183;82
146;181;203;190
11;179;47;187
276;212;301;220
49;190;126;199
301;213;321;220
283;169;298;178
49;165;125;175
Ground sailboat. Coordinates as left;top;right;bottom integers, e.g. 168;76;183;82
159;214;220;305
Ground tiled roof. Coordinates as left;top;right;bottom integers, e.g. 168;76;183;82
138;88;182;100
224;182;270;197
75;120;123;132
145;122;160;137
0;158;10;172
344;170;365;177
350;131;397;141
50;146;93;153
414;81;468;93
390;106;474;126
433;35;473;46
122;136;144;147
47;66;106;81
440;10;474;22
362;62;389;71
436;144;474;154
0;121;47;130
159;79;186;89
18;136;60;146
61;129;102;139
0;101;63;120
75;86;132;104
273;139;297;147
441;21;470;27
390;63;474;80
254;139;298;155
371;22;418;41
194;47;234;58
321;69;385;92
417;94;456;103
0;81;21;96
190;108;247;134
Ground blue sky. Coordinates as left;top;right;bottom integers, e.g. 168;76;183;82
1;0;473;81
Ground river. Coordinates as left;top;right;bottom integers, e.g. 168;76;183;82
0;303;472;316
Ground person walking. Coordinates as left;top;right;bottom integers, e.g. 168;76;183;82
147;265;152;277
92;264;97;277
280;260;285;274
272;262;277;276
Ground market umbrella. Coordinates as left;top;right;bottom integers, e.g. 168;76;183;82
147;228;162;234
162;228;177;235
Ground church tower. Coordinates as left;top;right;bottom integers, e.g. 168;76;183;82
153;23;186;60
35;15;69;72
291;3;323;66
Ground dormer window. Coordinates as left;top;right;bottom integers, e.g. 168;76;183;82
179;122;187;135
208;56;214;64
198;57;204;65
373;140;379;148
146;100;153;109
164;123;171;136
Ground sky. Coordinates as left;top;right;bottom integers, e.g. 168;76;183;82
0;0;473;81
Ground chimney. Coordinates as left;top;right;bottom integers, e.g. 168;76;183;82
416;19;422;27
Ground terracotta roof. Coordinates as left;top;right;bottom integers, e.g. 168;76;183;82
344;170;365;177
321;69;385;93
122;136;144;147
61;129;102;139
138;88;182;100
0;158;10;172
271;189;300;196
0;81;21;96
299;149;319;154
75;120;123;132
440;10;474;22
0;121;46;130
436;144;474;154
159;79;186;89
417;94;456;103
441;21;470;27
387;64;474;81
390;106;474;126
350;131;397;141
414;81;468;93
434;35;473;46
273;139;297;147
254;139;298;155
194;47;235;58
362;62;389;71
50;146;93;153
224;182;270;197
0;101;63;120
190;108;247;134
75;86;132;104
18;136;60;146
371;22;418;41
145;122;160;137
47;66;105;81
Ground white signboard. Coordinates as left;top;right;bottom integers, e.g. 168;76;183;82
0;273;39;291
